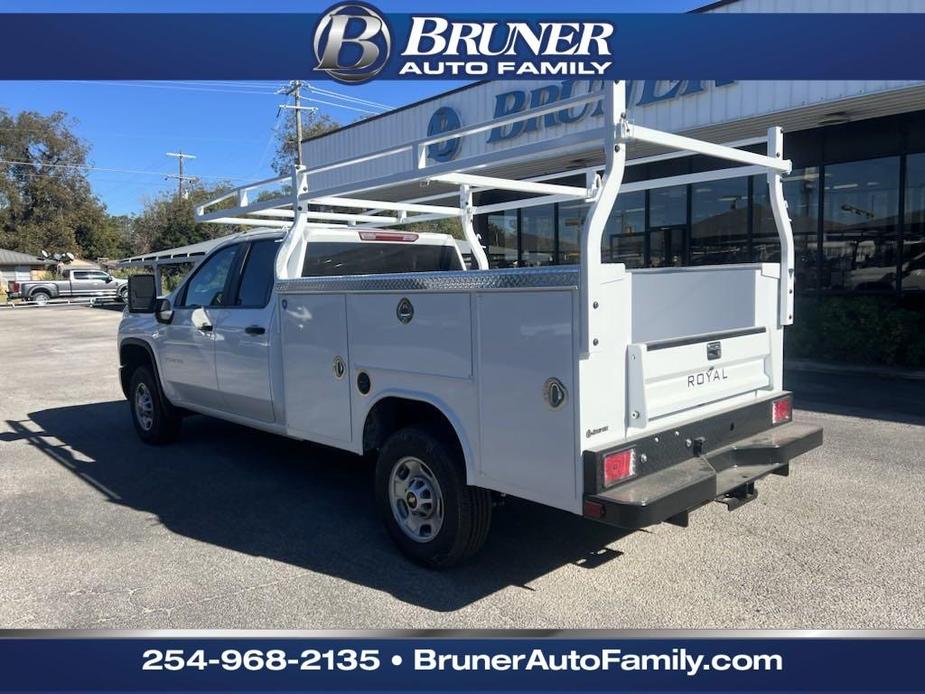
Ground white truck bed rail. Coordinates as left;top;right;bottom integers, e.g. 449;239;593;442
195;81;795;351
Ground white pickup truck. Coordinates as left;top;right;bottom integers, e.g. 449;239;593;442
119;82;822;567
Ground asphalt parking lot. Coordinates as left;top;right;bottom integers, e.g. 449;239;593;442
1;306;923;629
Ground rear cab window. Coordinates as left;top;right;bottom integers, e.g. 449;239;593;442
302;241;462;277
234;238;281;307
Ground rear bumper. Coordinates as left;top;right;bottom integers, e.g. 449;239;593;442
583;397;823;529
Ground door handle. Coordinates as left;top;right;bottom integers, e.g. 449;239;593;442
245;325;265;336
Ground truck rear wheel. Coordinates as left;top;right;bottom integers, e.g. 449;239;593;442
129;365;181;445
31;290;50;306
375;426;491;568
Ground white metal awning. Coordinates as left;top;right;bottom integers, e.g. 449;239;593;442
114;230;284;269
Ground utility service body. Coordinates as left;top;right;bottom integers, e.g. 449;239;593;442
398;18;614;77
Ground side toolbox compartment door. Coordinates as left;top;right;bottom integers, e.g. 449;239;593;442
280;294;352;444
476;289;577;510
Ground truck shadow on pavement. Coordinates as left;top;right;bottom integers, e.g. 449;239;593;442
5;401;629;612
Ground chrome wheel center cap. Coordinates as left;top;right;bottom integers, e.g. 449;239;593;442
389;457;445;543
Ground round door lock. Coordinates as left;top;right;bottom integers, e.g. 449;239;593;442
281;299;288;310
543;378;568;410
332;356;346;379
396;297;414;324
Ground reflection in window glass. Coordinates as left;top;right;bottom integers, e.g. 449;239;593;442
690;177;749;266
557;200;586;265
520;204;556;267
754;169;820;290
648;185;687;228
903;153;925;292
236;239;281;307
302;242;462;276
822;157;899;292
485;209;519;268
603;190;645;267
182;245;238;307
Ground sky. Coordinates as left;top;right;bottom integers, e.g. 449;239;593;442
0;1;701;216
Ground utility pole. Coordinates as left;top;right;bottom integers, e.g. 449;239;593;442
165;151;198;200
278;80;317;168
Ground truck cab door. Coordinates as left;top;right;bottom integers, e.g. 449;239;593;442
210;238;280;423
86;270;114;296
70;270;95;297
158;244;240;410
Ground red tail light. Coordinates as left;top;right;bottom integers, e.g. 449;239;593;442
603;448;636;487
9;281;19;293
772;396;792;424
358;231;418;242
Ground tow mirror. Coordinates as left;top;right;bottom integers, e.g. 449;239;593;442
127;274;157;314
155;298;174;324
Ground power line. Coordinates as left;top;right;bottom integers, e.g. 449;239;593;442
62;80;392;113
0;158;247;181
304;96;382;115
248;108;286;179
305;84;391;111
66;81;280;96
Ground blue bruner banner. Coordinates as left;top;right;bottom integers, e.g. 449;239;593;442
0;634;922;691
0;10;923;80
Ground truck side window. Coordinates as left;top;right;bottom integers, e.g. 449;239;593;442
180;245;238;308
234;239;281;307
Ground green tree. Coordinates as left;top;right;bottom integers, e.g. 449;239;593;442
271;109;340;176
131;181;243;254
0;110;110;258
399;217;463;239
75;208;134;261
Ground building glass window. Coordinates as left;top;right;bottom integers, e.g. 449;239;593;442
821;157;900;292
648;184;687;228
648;185;688;267
903;152;925;293
520;204;556;267
753;169;821;291
603;190;645;267
556;200;585;265
690;177;749;266
485;209;518;268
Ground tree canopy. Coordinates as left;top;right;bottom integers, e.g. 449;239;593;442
0;103;346;264
272;109;340;176
0;109;128;260
131;182;244;254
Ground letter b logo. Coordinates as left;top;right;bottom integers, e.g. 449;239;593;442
314;3;391;83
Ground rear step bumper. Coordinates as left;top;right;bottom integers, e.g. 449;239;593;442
584;420;823;530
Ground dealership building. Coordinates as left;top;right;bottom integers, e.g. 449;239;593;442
303;0;925;305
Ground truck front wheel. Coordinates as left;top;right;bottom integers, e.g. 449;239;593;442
129;365;181;444
375;426;491;568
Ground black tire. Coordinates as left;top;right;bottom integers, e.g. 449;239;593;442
128;365;181;445
31;290;51;306
118;286;128;303
375;426;491;568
